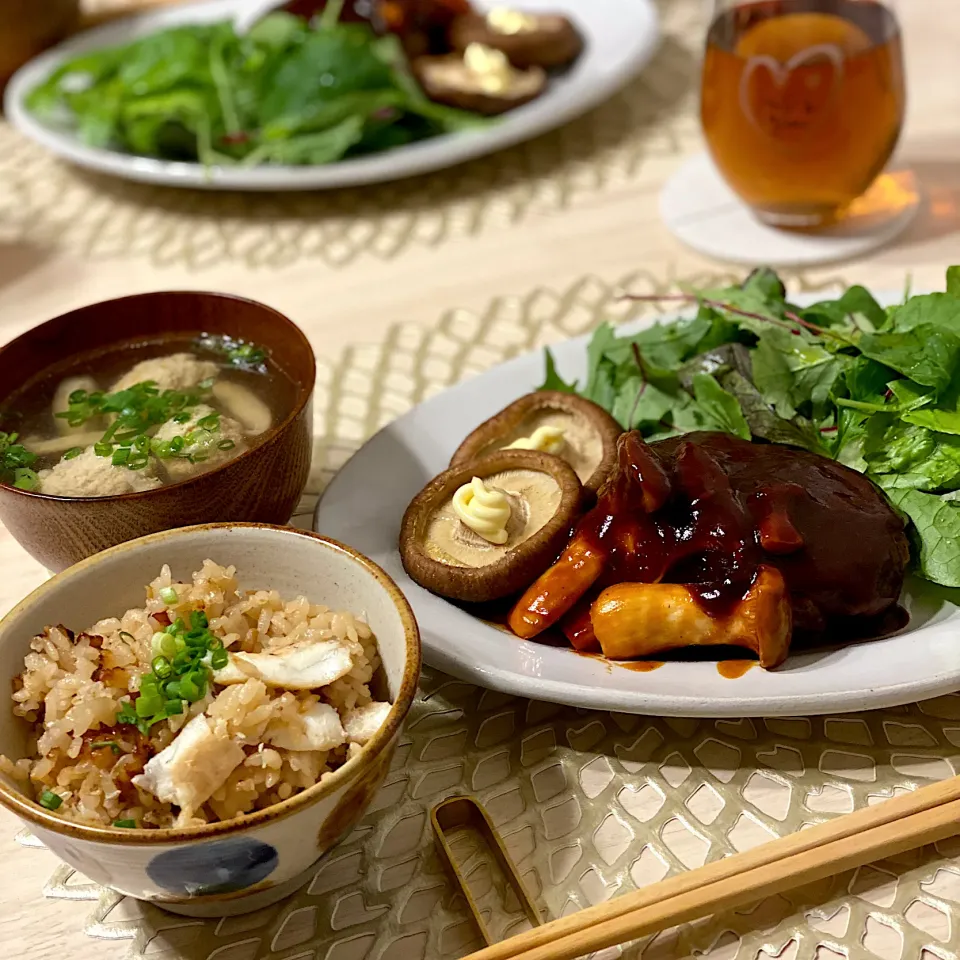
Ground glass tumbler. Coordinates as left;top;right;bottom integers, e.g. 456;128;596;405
700;0;906;228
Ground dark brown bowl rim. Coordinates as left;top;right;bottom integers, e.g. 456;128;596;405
0;291;316;503
0;522;422;844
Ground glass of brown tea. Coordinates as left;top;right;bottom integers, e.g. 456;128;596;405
701;0;905;228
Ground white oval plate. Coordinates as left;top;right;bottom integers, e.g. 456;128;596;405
4;0;659;191
315;295;960;717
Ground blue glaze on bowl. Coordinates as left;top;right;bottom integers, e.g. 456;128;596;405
147;837;278;896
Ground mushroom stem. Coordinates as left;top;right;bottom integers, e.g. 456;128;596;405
507;534;605;639
591;566;792;669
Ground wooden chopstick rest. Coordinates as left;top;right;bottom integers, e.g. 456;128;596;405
432;795;544;946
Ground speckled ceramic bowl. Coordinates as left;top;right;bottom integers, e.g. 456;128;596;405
0;523;421;917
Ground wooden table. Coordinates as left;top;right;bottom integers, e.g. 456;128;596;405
1;2;959;958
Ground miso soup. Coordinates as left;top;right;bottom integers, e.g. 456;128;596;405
0;334;297;498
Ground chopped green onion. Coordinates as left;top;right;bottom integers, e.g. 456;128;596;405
210;647;229;670
190;610;208;630
227;343;267;365
170;436;186;453
179;675;200;702
39;789;62;810
127;457;149;471
116;701;137;725
159;586;178;605
172;651;192;672
152;656;172;680
135;694;162;717
94;442;113;458
113;819;137;828
196;414;220;431
164;680;182;699
111;447;131;466
63;447;83;461
12;468;40;491
173;412;191;424
217;439;236;451
164;699;184;717
91;740;121;754
68;389;88;404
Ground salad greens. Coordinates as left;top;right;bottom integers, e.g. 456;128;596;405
539;267;960;589
26;12;488;167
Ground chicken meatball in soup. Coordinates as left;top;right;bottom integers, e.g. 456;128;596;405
0;335;295;497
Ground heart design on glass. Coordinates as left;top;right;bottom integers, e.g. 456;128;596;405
738;43;845;141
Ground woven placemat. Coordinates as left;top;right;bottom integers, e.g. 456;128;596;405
0;1;701;270
17;268;960;960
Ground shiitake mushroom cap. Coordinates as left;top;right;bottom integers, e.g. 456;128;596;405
450;391;622;495
399;448;583;603
411;54;546;116
449;11;584;70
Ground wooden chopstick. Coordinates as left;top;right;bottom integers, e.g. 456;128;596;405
461;774;960;960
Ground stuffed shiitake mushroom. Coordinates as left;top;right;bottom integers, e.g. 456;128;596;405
399;449;583;603
412;43;546;115
451;391;622;496
450;7;584;69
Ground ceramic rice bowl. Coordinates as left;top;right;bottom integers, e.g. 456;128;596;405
0;523;421;917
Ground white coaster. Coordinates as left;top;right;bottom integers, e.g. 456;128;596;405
660;152;921;268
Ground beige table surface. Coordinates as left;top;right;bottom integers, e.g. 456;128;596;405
1;1;960;958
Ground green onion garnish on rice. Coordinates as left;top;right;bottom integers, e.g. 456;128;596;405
113;819;136;828
117;606;225;734
159;586;178;605
39;789;62;810
116;702;137;726
90;740;121;754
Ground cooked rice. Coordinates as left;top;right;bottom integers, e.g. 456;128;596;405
0;560;390;829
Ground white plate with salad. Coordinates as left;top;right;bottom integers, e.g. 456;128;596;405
4;0;659;191
315;269;960;717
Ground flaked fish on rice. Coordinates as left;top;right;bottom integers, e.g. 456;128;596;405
0;560;392;829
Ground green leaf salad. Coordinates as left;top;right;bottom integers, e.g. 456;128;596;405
25;12;490;167
539;267;960;589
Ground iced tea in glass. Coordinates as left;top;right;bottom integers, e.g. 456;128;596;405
701;0;905;227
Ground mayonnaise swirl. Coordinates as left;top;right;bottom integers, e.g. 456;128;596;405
486;7;538;35
452;476;511;544
506;424;565;456
463;43;514;94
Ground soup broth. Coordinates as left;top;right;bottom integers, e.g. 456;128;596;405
0;333;297;498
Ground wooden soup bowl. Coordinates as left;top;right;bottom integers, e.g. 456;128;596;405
0;291;315;571
0;0;79;90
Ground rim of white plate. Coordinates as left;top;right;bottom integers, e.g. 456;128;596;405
4;0;660;191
